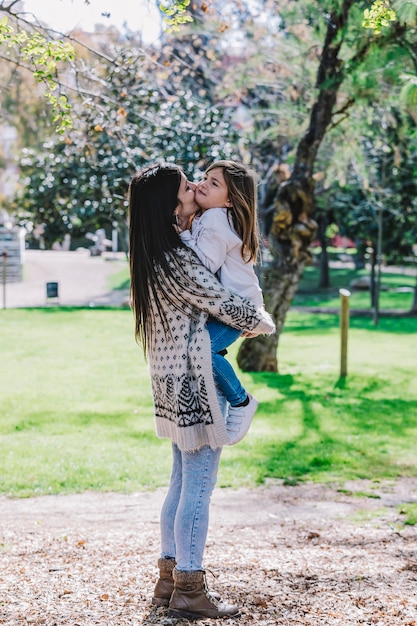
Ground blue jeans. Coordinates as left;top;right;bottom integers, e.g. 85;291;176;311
160;443;222;571
207;319;247;407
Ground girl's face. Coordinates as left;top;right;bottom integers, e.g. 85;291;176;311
196;168;232;212
175;173;199;229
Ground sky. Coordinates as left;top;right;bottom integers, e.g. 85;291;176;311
25;0;162;43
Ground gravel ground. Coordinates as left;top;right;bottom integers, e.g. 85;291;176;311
1;478;417;625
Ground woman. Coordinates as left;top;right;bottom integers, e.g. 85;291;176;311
128;163;275;620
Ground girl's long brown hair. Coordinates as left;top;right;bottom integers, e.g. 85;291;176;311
205;160;260;263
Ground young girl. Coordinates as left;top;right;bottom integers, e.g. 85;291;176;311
179;160;272;445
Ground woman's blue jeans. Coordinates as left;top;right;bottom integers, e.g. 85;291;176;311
160;443;222;571
206;319;247;407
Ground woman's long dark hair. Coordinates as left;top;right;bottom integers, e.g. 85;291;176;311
128;163;185;355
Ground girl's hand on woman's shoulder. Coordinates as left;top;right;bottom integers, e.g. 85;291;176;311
241;330;259;338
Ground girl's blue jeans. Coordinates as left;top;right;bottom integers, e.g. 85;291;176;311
206;318;247;407
160;443;222;571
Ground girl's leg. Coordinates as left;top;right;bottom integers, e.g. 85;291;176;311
160;443;182;559
207;319;258;445
174;445;222;571
206;319;247;407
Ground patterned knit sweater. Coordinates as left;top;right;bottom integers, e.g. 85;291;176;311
148;247;275;452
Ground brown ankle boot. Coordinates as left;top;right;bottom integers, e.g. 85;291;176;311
168;568;240;620
152;558;221;608
152;557;176;607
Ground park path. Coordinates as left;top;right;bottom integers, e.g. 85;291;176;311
3;250;415;313
2;250;129;309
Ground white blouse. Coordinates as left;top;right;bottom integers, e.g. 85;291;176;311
180;207;264;308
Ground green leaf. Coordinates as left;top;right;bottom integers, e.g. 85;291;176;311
363;0;396;33
396;1;417;25
399;79;417;107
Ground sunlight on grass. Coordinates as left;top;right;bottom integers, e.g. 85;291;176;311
1;308;416;496
293;265;415;310
219;314;417;488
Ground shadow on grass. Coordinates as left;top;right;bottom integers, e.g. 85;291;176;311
6;307;416;334
225;371;417;485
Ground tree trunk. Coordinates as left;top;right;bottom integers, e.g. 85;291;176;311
319;244;330;288
237;252;306;372
354;238;366;270
238;0;356;372
412;267;417;313
318;216;330;288
370;247;377;308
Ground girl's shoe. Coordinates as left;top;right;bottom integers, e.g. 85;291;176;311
226;394;258;444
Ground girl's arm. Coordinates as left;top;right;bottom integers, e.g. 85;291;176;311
169;249;275;336
179;228;226;275
179;209;232;275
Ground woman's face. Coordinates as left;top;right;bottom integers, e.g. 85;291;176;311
175;174;199;229
195;167;231;212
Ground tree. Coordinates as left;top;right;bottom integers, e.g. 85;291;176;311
330;104;417;313
8;39;242;248
237;0;415;372
0;8;74;133
157;0;417;369
4;1;292;247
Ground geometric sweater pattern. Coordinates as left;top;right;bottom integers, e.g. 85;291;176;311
146;247;275;452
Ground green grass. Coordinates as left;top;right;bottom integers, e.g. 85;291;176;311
293;265;416;310
1;308;416;497
109;262;416;311
107;264;130;291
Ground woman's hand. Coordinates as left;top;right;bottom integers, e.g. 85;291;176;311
183;214;196;231
241;330;259;338
176;214;197;233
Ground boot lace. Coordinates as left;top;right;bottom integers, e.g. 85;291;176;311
202;569;220;606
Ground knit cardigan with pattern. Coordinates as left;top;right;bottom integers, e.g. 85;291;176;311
147;247;275;452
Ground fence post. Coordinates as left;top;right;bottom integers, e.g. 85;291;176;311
339;288;351;378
